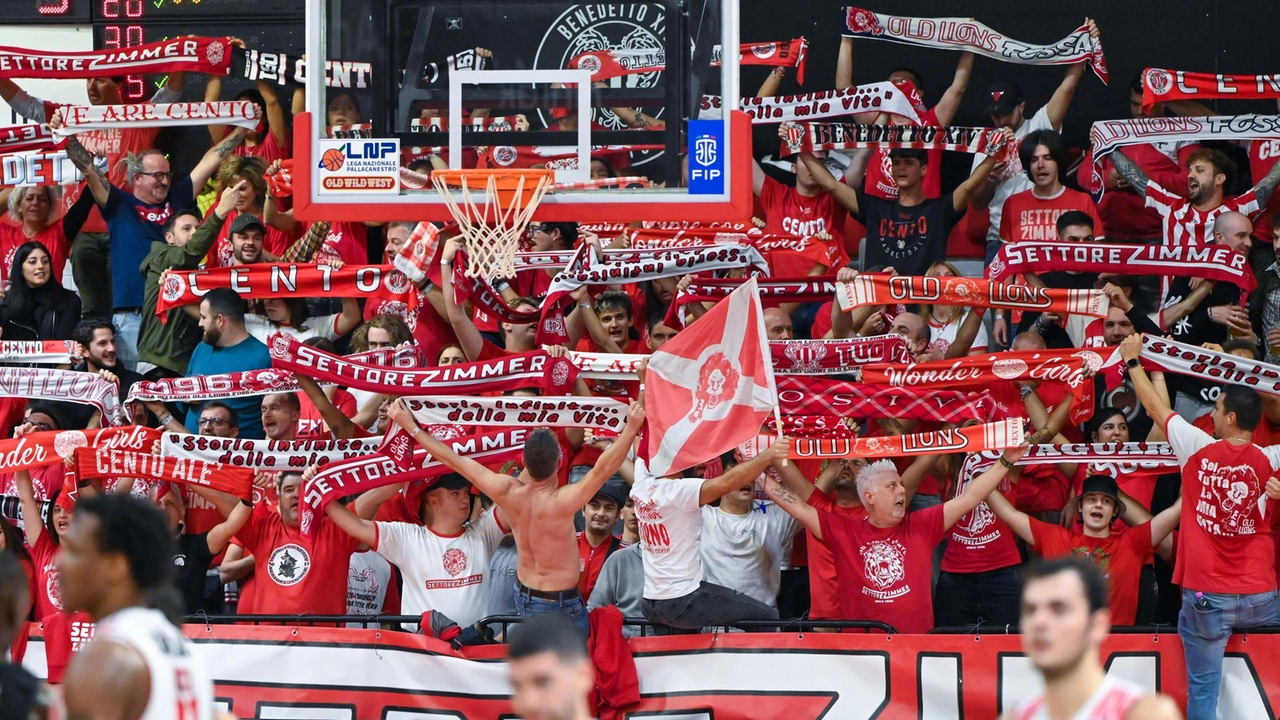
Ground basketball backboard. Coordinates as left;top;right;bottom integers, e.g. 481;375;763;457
291;0;752;223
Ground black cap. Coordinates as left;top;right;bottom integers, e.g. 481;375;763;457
427;473;472;492
592;478;629;509
1079;475;1126;517
984;81;1024;117
229;213;267;237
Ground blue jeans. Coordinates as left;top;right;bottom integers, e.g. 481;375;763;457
513;582;589;636
112;308;142;372
1179;589;1280;720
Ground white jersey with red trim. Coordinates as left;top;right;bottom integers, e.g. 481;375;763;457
93;606;213;720
1010;676;1146;720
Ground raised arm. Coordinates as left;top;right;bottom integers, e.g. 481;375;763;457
1118;333;1175;428
1252;153;1280;208
1109;148;1150;197
942;306;987;359
439;238;486;360
61;133;110;206
932;52;974;126
188;127;249;193
14;466;43;547
954;144;1006;212
984;488;1034;545
293;372;356;439
796;147;860;215
944;446;1026;529
556;401;646;510
1044;19;1096;129
318;476;404;547
206;501;252;555
257;80;290;150
386;399;516;501
698;439;791;505
759;452;820;539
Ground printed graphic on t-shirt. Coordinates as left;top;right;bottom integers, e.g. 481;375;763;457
70;619;94;652
267;544;312;585
135;203;174;225
860;539;907;599
635;498;672;553
423;547;483;589
346;564;383;615
173;553;187;568
1072;544;1113;575
956;502;999;544
781;211;830;237
44;562;63;610
1194;459;1262;535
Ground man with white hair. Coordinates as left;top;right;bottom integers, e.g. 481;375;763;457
760;447;1025;633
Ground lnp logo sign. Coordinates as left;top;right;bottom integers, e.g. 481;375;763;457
317;139;401;195
687;119;724;195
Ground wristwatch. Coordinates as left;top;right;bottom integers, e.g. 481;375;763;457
1125;358;1141;369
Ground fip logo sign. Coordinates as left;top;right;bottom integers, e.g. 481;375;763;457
687;119;724;195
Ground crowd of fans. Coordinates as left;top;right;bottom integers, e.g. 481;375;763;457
0;17;1279;720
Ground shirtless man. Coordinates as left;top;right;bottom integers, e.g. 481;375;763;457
385;395;645;633
1005;557;1181;720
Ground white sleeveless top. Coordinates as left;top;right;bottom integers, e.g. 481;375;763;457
94;607;213;720
1010;676;1145;720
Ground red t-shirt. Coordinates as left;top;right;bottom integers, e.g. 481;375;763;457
1029;518;1153;626
998;186;1106;243
0;221;70;285
941;454;1022;574
757;175;846;274
577;532;625;599
237;128;291;164
207;208;293;263
805;487;864;620
315;221;369;265
233;502;360;615
817;503;946;633
1165;415;1279;594
365;288;456;364
297;387;358;439
1250;138;1280;242
864;108;943;201
27;532;64;620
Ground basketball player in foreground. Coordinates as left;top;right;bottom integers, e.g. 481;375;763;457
507;614;594;720
58;494;214;720
1007;557;1180;720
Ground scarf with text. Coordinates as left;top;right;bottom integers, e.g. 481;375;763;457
74;448;253;500
0;426;160;473
0;37;233;78
629;228;835;269
328;123;373;139
1142;69;1280;113
1106;334;1280;396
778;376;993;422
770;415;856;438
404;396;628;431
987;241;1256;292
0;149;107;187
712;40;809;83
0;124;60;154
160;433;384;471
299;427;530;534
0;340;77;366
410;115;525;132
701;80;924;124
233;47;371;90
747;419;1025;458
836;275;1110;318
155;263;416;317
1011;442;1177;475
52;102;259;137
478;144;665;171
667;277;836;327
1088;114;1280;190
779;121;1012;159
269;333;578;396
0;367;125;425
841;7;1108;83
571;38;808;84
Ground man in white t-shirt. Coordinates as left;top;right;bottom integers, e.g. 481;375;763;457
324;473;510;629
700;452;801;609
631;439;790;631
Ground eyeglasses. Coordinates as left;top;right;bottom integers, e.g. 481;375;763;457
530;223;552;234
197;417;230;427
137;171;173;181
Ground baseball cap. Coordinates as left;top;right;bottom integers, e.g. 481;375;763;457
592;478;629;508
229;213;267;236
1079;475;1126;517
984;81;1024;117
427;473;472;492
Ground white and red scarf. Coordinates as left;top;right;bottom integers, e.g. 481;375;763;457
702;80;925;124
269;333;579;396
403;396;628;431
836;275;1110;318
480;144;663;171
1089;114;1280;175
779;121;1012;159
987;241;1257;291
0;37;233;78
161;432;384;470
0;340;77;366
327;123;373;139
1011;441;1177;475
155;263;416;318
778;376;993;422
0;367;125;425
1142;68;1280;114
713;39;809;84
862;348;1105;423
0;149;100;187
747;418;1025;458
410;115;525;132
667;277;836;327
235;48;372;90
1106;334;1280;396
571;38;808;84
0;124;60;154
629;228;834;269
299;427;530;534
841;7;1108;83
74;448;253;500
558;336;909;379
53;102;260;137
0;426;159;473
392;221;446;284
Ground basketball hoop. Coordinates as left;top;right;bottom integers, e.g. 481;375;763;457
431;169;554;279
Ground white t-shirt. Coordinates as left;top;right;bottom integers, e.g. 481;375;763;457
94;607;213;720
972;106;1055;244
244;313;342;345
375;511;509;628
699;502;800;608
926;310;989;356
631;459;706;600
346;550;393;626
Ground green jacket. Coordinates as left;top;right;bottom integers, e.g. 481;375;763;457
136;210;226;375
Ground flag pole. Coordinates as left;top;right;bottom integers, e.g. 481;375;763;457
773;403;787;467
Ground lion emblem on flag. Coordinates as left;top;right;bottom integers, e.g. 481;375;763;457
689;351;740;423
845;7;886;36
860;539;905;589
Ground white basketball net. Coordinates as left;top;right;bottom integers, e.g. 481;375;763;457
431;172;553;279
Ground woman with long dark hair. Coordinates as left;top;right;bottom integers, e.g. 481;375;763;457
0;240;81;341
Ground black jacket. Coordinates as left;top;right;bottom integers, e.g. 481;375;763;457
0;286;81;341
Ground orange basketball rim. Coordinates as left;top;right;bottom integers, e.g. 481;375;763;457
431;168;555;279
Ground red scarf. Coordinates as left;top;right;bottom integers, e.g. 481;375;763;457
667;277;837;327
778;376;993;422
0;124;60;153
629;228;834;270
156;263;417;318
0;37;233;78
988;241;1256;292
706;80;926;124
771;415;856;438
404;396;628;430
836;275;1110;318
479;145;663;171
715;39;809;84
779;122;1012;160
862;349;1103;423
0;340;77;365
0;426;160;473
269;333;578;396
299;428;529;534
161;432;384;470
747;419;1025;458
571;38;807;84
74;447;253;500
1142;68;1280;114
